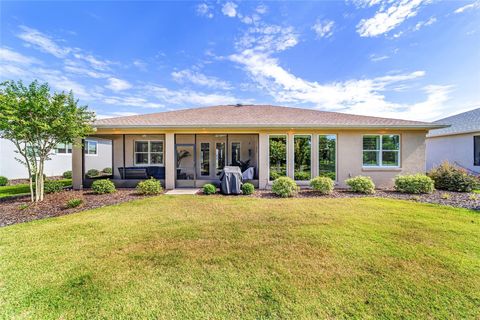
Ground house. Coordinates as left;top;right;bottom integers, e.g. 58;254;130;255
0;137;112;179
426;107;480;174
71;105;446;190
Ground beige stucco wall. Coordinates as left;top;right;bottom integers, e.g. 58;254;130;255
73;129;427;190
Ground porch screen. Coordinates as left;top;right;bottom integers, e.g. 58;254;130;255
294;135;311;180
216;142;226;175
319;135;336;180
269;135;287;180
200;143;210;176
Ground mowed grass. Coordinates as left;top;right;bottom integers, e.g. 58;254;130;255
0;196;479;319
0;179;72;198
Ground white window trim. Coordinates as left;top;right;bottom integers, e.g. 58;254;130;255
268;134;288;182
362;134;401;168
134;140;164;166
293;134;312;181
200;142;210;176
318;134;337;181
54;142;73;155
85;140;98;156
215;141;226;175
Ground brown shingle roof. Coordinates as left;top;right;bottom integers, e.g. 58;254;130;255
94;105;446;129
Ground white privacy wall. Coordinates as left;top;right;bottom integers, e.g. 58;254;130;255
426;132;479;172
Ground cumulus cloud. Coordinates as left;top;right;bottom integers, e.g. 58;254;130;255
105;77;132;91
356;0;427;37
171;69;232;90
312;19;335;38
222;2;238;17
196;3;214;18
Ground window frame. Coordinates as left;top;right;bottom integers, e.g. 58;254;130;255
268;134;288;182
55;142;73;155
215;142;226;175
230;141;241;165
362;134;401;168
134;140;164;166
318;134;337;181
293;134;312;181
84;140;98;156
474;135;480;166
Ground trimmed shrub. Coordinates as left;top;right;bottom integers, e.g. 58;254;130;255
272;177;299;198
44;180;63;194
203;183;216;195
345;176;375;194
102;167;113;174
428;162;478;192
0;176;8;186
310;176;334;195
62;171;72;179
242;182;255;195
91;179;116;194
66;198;83;208
136;178;163;195
394;174;434;194
294;171;311;181
86;169;100;178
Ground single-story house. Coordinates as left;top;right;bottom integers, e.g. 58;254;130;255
71;105;446;190
426;107;480;174
0;137;112;179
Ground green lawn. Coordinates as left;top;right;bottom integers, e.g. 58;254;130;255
0;179;72;199
0;196;479;319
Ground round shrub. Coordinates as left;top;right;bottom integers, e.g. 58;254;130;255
272;177;299;198
242;182;255;195
0;176;8;186
102;167;113;174
62;171;72;179
310;176;334;195
394;174;434;194
428;162;478;192
345;176;375;194
66;198;83;208
44;180;63;194
91;179;116;194
86;169;100;178
136;178;163;195
203;183;216;195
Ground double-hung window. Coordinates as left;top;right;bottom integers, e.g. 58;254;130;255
84;140;97;155
55;142;72;154
135;141;164;165
363;135;400;167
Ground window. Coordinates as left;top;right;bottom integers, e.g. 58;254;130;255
134;141;164;165
55;142;72;154
363;135;400;167
294;135;311;180
319;135;336;180
474;136;480;166
269;135;287;180
231;142;241;165
216;142;225;175
200;143;210;176
84;140;97;155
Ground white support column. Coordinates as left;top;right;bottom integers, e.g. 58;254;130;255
311;134;319;178
72;138;83;190
165;133;175;189
258;133;269;189
287;132;294;179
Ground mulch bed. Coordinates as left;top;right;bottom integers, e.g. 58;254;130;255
0;189;155;227
253;189;480;211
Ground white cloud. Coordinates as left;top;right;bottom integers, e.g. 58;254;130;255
369;54;389;62
103;96;163;108
196;3;214;18
256;4;268;14
17;26;70;57
0;47;40;65
454;1;480;13
73;52;111;71
357;0;427;37
105;77;132;91
414;16;436;31
312;20;335;38
171;69;232;90
133;59;147;71
236;24;298;53
64;64;108;78
146;85;240;106
222;2;238;18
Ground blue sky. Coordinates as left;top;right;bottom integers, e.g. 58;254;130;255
1;0;479;121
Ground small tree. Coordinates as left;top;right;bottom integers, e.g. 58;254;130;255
0;80;95;202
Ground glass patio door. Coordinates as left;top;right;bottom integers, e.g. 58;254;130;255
176;144;196;188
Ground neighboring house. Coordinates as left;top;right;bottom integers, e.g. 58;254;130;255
71;105;445;190
0;137;112;179
426;107;480;174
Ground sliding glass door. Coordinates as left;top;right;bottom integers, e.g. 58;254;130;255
176;144;195;187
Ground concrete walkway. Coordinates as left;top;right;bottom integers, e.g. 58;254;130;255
165;188;200;195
